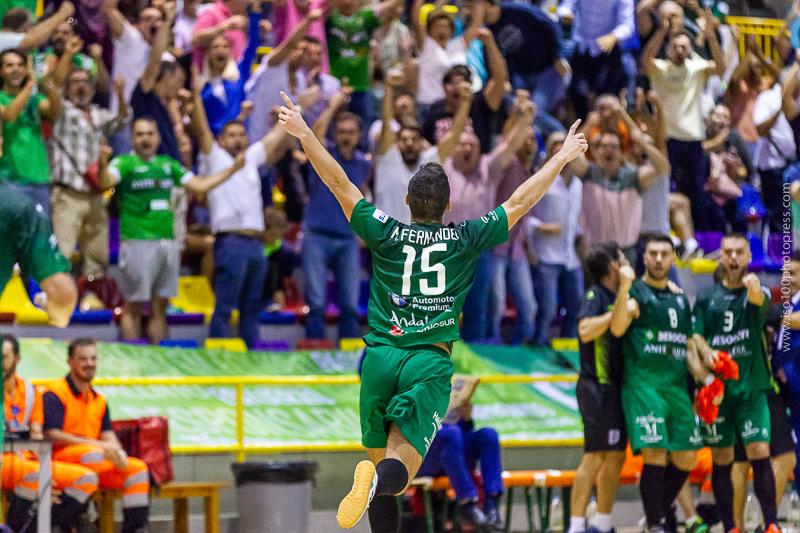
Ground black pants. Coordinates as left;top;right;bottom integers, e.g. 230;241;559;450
759;166;789;233
667;139;710;230
568;46;627;120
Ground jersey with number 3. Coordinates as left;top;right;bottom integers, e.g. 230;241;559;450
349;199;508;348
692;284;772;395
622;279;693;390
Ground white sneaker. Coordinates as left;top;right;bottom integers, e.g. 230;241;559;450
336;460;377;529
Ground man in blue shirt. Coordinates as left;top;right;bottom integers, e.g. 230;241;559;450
303;88;370;339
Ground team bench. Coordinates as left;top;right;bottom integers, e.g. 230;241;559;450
95;481;227;533
407;467;641;533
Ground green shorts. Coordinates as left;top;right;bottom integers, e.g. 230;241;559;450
622;385;702;453
702;390;771;448
359;344;454;458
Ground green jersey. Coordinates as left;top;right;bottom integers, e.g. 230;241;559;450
622;279;693;390
108;154;192;241
349;199;508;348
0;182;70;293
0;91;50;185
325;8;379;92
692;283;772;395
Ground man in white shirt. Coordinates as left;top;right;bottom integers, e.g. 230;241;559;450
753;79;796;233
190;76;292;348
642;7;725;232
372;71;465;223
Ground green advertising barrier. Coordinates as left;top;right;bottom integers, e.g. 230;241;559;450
16;339;581;450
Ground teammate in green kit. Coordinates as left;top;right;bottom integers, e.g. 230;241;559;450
691;234;779;533
609;235;707;533
0;182;76;327
277;91;588;531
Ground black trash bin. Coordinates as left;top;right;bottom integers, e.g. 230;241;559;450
231;461;318;533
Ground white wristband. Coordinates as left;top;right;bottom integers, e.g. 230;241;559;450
703;374;716;386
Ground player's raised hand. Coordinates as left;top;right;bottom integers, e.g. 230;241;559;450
277;91;311;138
558;120;588;162
742;273;761;293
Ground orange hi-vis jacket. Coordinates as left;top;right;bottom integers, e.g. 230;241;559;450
4;375;43;437
45;376;108;442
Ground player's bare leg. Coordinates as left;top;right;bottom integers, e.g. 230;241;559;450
120;302;143;340
569;453;604;532
773;452;796;508
338;424;422;529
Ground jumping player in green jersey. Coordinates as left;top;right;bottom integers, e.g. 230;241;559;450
277;91;588;531
691;234;779;533
0;182;76;327
609;235;707;533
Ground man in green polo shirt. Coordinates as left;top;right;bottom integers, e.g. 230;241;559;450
98;117;243;344
0;182;76;327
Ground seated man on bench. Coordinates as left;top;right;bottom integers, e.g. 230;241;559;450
43;338;150;533
2;334;100;531
416;401;504;532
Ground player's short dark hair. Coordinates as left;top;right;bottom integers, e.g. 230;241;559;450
1;334;19;356
407;162;450;222
0;48;26;68
442;65;472;85
68;338;96;358
2;9;31;31
398;120;423;137
585;243;617;284
334;111;362;131
644;234;675;251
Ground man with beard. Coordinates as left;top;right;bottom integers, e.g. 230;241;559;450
692;234;780;533
373;70;466;223
44;338;150;532
1;334;100;532
190;69;291;348
49;70;129;281
98;117;246;344
609;235;706;533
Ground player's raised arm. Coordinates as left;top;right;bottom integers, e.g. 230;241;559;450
609;265;638;337
277;91;364;220
501;120;587;229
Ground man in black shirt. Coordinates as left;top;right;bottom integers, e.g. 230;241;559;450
568;242;629;533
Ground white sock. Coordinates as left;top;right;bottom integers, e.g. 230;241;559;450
568;516;587;533
595;513;613;532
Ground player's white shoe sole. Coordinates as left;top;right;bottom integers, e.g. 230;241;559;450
336;460;377;529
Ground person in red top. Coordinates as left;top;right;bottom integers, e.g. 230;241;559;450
2;334;99;531
43;338;150;533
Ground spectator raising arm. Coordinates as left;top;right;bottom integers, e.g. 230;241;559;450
501;120;588;229
189;66;215;156
312;85;353;141
640;12;670;78
702;8;726;77
278;91;364;219
479;28;508;112
19;1;74;51
139;1;178;94
192;14;248;51
51;36;85;87
0;71;34;122
268;9;321;67
377;70;403;156
497;99;536;170
102;0;127;40
97;144;246;193
437;81;473;161
616;99;670;188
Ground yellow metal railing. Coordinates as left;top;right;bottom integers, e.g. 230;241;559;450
31;374;579;461
726;16;786;62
